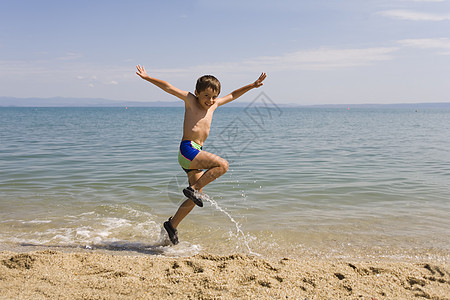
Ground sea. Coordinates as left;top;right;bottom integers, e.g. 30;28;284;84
1;104;449;261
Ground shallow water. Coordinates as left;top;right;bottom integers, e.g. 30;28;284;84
0;106;449;260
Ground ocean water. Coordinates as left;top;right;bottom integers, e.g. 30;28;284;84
0;106;449;260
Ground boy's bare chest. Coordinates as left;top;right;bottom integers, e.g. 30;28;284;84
184;106;215;135
188;109;213;128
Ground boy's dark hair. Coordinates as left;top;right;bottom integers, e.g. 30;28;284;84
196;75;221;94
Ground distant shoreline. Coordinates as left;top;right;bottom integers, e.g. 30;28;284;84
1;96;450;108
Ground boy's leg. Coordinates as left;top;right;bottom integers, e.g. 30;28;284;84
188;151;229;191
170;170;204;229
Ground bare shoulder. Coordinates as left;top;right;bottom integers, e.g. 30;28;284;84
185;92;197;107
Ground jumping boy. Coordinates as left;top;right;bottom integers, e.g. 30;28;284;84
136;65;266;245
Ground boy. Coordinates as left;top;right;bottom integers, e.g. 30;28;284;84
136;65;266;245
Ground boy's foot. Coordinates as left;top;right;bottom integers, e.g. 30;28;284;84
183;186;208;207
163;217;179;245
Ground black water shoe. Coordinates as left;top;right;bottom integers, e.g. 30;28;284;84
163;217;179;245
183;186;208;207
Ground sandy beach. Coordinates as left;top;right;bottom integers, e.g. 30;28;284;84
0;250;449;299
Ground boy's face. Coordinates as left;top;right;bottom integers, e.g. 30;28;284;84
195;87;219;110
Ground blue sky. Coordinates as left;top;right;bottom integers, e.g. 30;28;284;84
1;0;449;104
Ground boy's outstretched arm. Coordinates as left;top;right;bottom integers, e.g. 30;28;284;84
216;73;267;107
136;65;189;101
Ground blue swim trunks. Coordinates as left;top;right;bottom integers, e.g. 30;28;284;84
178;140;203;173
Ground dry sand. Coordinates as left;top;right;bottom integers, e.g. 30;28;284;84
0;250;449;299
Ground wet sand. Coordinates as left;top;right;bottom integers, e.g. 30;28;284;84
1;250;449;299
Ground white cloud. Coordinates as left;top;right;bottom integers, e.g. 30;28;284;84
154;47;399;75
405;0;445;2
379;10;450;21
399;38;450;48
243;47;398;71
398;38;450;54
75;73;121;87
57;52;83;61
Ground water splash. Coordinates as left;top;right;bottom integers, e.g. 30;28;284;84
205;197;260;256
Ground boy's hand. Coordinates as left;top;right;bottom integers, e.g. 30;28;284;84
135;64;189;101
136;65;149;80
217;72;267;106
253;72;267;88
